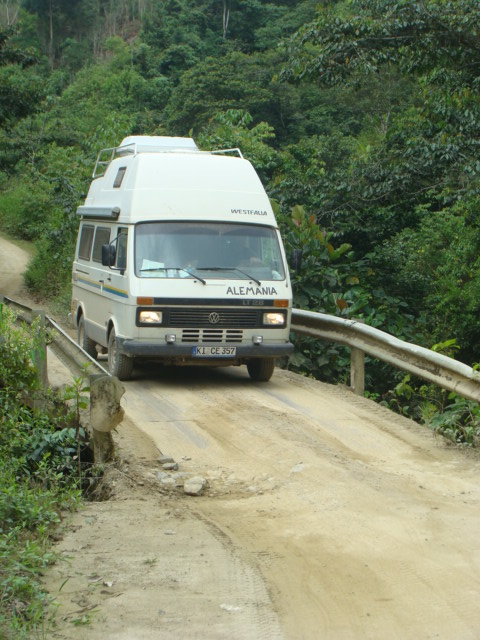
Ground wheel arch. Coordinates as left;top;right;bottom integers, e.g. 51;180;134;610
75;304;86;328
106;318;116;343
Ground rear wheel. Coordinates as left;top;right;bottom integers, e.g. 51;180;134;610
78;315;97;360
247;358;275;382
108;328;134;380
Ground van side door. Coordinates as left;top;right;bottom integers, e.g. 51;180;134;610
102;227;130;339
74;224;112;346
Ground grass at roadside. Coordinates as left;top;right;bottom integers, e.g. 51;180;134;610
0;304;87;639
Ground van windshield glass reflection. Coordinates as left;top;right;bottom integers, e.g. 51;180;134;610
135;222;285;281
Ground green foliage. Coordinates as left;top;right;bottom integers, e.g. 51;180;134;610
271;132;357;221
47;63;142;147
373;340;480;447
288;334;351;384
0;398;82;637
0;25;38;68
0;64;44;127
0;305;85;638
0;25;43;129
0;143;88;297
281;0;480;89
0;174;52;239
197;109;281;182
275;202;425;387
280;0;480;243
377;199;480;364
428;397;480;447
381;370;480;448
0;305;40;391
277;203;354;311
140;0;221;79
162;49;303;142
60;37;94;72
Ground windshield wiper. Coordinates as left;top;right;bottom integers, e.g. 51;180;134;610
139;266;206;285
196;266;261;286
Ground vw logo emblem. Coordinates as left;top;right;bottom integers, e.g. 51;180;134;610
208;312;220;324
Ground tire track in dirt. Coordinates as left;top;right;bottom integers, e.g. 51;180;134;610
123;366;480;639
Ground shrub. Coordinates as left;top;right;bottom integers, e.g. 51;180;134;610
0;303;84;638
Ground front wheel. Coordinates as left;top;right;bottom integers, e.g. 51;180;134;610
108;328;134;380
247;358;275;382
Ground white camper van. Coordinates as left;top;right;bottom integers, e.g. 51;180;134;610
71;136;294;381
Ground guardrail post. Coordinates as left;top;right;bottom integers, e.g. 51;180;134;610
350;346;365;396
32;309;48;390
349;318;365;396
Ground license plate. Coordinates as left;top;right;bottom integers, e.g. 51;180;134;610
193;346;237;357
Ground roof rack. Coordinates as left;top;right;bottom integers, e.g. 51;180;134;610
211;148;243;158
92;145;127;179
92;138;244;179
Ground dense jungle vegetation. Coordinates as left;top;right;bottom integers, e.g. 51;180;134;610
1;0;480;442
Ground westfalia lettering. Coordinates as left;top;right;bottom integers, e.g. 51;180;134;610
226;286;278;296
231;208;268;216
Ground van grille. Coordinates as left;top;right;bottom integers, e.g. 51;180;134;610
167;309;258;328
182;329;244;343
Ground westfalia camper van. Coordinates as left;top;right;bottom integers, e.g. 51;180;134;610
71;136;294;381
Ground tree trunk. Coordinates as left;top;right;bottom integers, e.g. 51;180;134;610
48;0;54;66
222;0;230;39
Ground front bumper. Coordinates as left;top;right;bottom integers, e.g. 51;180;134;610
116;337;294;359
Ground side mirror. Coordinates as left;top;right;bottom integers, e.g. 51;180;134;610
290;249;303;275
102;244;116;267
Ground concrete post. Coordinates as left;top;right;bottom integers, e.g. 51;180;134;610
89;374;125;463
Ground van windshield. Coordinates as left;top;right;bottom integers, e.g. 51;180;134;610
135;222;286;281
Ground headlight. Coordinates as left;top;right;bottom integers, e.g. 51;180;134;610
138;310;163;324
263;312;285;326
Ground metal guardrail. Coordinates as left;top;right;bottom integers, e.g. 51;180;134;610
47;315;109;377
291;309;480;403
1;295;108;381
2;294;479;403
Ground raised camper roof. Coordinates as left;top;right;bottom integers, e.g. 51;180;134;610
79;142;275;225
92;135;242;178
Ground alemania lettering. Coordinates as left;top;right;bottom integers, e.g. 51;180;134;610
226;286;278;296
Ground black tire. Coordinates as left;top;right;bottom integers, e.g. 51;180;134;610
78;315;98;360
108;327;133;380
247;358;275;382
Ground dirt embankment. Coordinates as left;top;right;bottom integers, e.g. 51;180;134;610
1;233;480;640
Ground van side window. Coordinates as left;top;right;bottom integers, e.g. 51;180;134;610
78;224;94;260
92;227;111;263
116;228;128;270
113;167;127;188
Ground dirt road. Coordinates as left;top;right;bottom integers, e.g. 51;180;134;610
1;234;479;639
0;233;32;302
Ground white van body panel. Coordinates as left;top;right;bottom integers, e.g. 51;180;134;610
84;153;275;225
72;136;293;380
